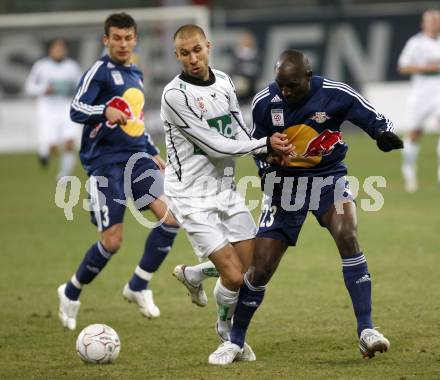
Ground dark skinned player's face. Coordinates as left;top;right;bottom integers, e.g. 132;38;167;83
275;66;312;105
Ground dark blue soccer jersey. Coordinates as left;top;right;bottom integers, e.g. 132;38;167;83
71;55;159;173
251;76;394;178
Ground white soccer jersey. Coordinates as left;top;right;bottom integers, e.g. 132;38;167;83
398;32;440;85
25;57;82;106
398;33;440;127
25;57;82;155
160;68;268;198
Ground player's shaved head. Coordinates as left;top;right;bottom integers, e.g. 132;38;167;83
275;50;311;77
274;50;312;105
174;24;206;41
173;24;211;81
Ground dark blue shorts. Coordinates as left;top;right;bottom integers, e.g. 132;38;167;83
256;175;353;246
88;157;164;231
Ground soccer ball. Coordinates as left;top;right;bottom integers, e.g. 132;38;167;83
76;324;121;364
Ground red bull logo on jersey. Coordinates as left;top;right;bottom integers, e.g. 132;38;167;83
311;111;331;124
302;129;344;158
282;125;344;168
105;88;145;137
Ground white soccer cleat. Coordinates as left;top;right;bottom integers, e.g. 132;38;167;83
173;264;208;307
359;328;390;359
236;342;256;362
57;283;80;331
208;341;242;365
404;178;418;193
123;284;160;318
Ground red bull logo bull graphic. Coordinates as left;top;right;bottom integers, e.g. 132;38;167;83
104;88;145;137
302;129;344;158
282;125;344;168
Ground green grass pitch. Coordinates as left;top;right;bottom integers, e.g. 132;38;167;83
0;132;439;379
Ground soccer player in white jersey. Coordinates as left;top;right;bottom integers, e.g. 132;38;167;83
25;39;82;180
398;9;440;192
160;25;292;364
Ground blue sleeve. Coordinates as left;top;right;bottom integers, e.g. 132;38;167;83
339;86;394;140
70;62;107;125
251;104;270;177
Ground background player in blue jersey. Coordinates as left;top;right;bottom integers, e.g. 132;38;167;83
228;50;403;359
57;13;184;330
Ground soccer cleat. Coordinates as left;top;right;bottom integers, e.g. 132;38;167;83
208;341;242;365
122;284;160;318
236;342;256;362
404;178;418;193
173;264;208;307
57;283;80;330
359;328;390;359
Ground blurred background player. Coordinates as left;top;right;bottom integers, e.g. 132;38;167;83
57;12;182;330
397;9;440;192
230;31;261;104
161;24;292;364
24;39;82;180
226;50;402;361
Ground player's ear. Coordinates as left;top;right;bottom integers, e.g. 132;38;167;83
206;40;211;54
102;34;108;47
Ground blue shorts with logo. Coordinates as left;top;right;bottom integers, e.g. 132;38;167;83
256;175;353;246
88;157;164;231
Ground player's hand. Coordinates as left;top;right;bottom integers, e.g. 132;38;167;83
45;84;55;95
153;155;166;171
376;131;404;152
268;132;293;155
105;106;128;125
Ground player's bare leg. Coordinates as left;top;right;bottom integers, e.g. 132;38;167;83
402;129;422;192
320;201;390;358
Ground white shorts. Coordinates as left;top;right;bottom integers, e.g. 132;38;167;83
167;189;257;260
36;99;81;156
407;80;440;131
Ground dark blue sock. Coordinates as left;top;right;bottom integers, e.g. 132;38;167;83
230;275;266;348
65;242;112;300
129;223;178;291
342;252;374;337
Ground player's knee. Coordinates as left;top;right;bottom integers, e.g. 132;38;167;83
222;270;243;290
101;232;123;253
162;213;179;227
335;228;358;253
250;266;273;287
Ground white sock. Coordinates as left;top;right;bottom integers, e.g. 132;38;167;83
401;138;419;182
213;278;239;341
58;151;76;179
437;138;440;183
184;261;218;285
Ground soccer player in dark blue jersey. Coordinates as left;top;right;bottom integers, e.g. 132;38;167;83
57;13;183;329
228;50;403;359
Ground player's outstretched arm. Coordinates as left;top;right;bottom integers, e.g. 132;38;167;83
162;88;278;158
376;130;404;152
